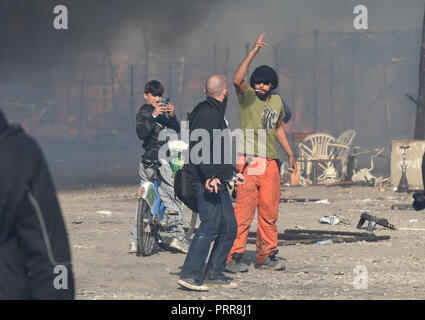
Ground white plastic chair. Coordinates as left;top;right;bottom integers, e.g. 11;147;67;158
297;133;336;180
326;130;356;180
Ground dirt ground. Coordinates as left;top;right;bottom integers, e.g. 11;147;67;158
58;180;425;300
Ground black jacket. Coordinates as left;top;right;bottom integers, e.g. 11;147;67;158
136;104;180;160
0;110;75;299
187;96;235;182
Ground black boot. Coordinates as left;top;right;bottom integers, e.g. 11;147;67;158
225;252;249;273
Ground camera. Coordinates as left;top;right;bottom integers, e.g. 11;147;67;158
158;98;170;107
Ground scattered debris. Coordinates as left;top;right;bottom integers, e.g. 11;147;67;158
356;212;395;231
316;239;333;245
247;229;390;246
97;210;112;215
319;215;350;225
314;199;330;204
280;198;322;203
391;204;414;211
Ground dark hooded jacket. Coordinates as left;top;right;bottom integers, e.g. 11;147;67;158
187;96;236;182
0;110;74;299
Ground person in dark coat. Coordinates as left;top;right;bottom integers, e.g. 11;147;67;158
177;75;245;291
0;109;75;299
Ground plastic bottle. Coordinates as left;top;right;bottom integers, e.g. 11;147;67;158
316;240;333;245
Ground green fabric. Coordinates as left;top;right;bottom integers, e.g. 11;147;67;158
237;85;285;159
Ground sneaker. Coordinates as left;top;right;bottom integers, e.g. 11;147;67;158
225;259;249;273
178;278;209;291
169;238;189;254
204;274;238;288
128;242;138;254
256;257;286;271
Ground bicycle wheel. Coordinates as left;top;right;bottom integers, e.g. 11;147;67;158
184;210;198;241
136;198;158;256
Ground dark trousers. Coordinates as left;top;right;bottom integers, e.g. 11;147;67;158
180;182;237;282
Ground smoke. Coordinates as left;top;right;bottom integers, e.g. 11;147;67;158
0;0;224;72
1;0;425;187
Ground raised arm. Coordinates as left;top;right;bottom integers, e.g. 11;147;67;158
234;33;269;94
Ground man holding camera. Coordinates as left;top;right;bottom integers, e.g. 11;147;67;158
128;80;189;254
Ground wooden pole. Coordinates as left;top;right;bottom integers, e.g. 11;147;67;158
415;4;425;140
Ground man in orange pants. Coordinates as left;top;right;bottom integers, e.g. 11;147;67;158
226;34;297;271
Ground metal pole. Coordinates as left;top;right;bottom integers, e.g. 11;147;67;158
383;53;391;141
329;47;334;134
351;45;356;129
168;63;173;100
144;31;150;85
245;42;250;82
224;45;229;79
415;3;425;140
274;45;280;94
312;29;319;132
130;65;135;117
78;79;84;141
213;42;217;74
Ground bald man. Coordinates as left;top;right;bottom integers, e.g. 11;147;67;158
178;75;245;291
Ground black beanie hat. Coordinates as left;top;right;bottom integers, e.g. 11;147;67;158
250;65;278;90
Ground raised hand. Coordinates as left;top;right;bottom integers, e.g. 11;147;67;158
252;33;269;54
166;102;175;117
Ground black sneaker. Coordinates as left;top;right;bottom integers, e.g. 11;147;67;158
256;256;286;271
225;259;249;273
204;274;237;288
178;278;209;291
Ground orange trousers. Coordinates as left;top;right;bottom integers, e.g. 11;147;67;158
227;156;281;265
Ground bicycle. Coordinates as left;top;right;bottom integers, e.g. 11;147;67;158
136;144;197;256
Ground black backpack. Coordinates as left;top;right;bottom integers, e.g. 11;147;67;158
173;106;215;213
174;164;198;212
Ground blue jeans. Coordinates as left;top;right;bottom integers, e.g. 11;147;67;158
180;182;237;282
